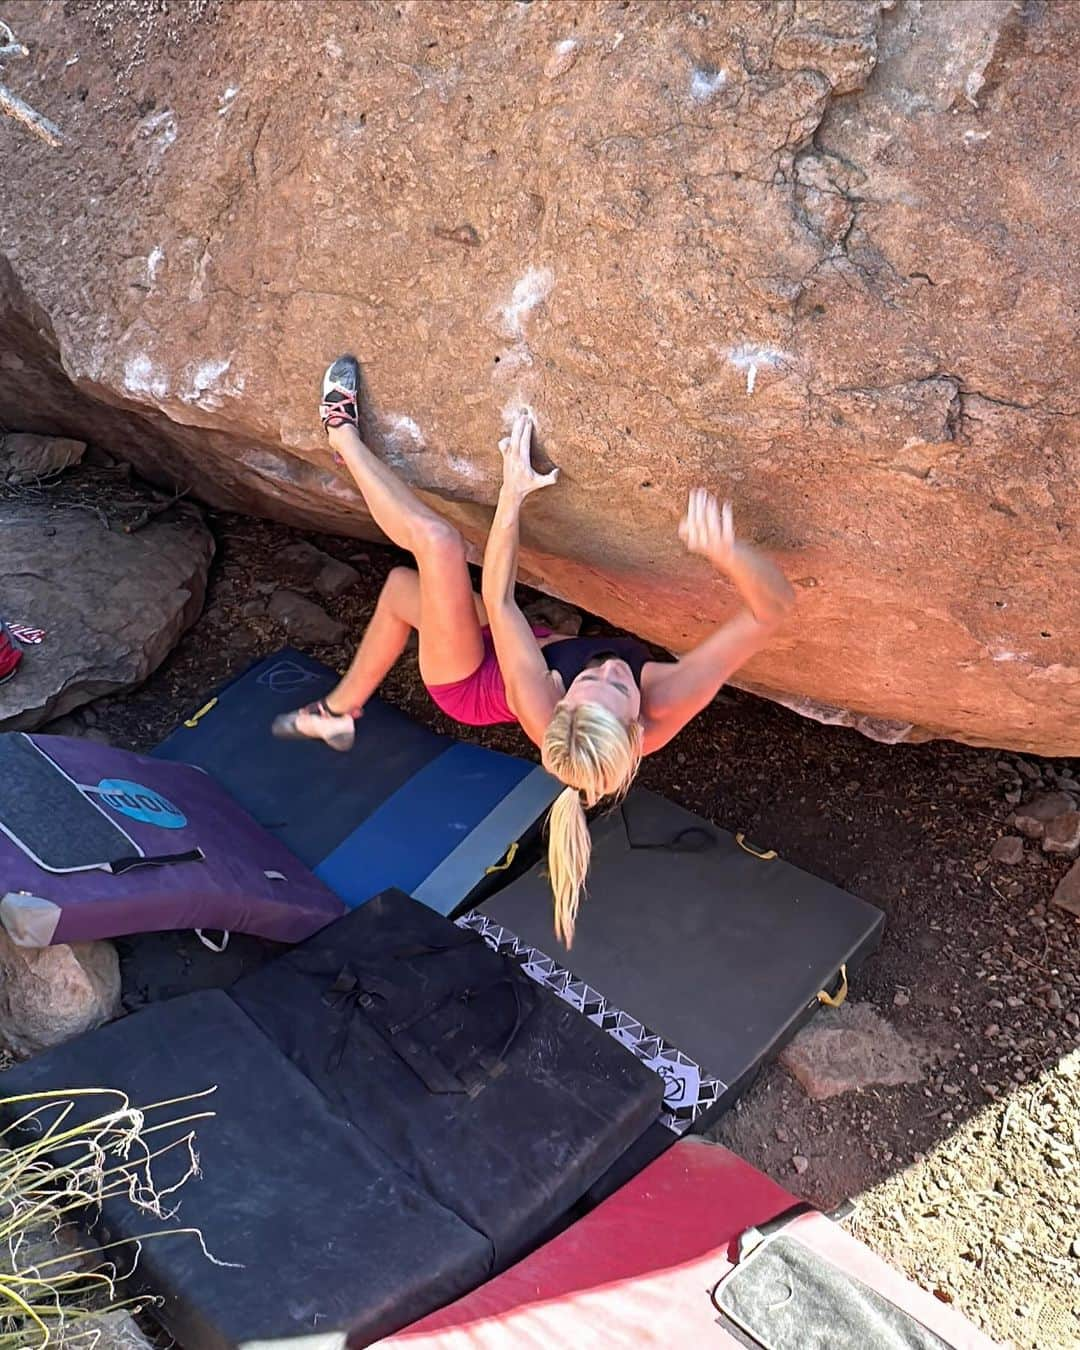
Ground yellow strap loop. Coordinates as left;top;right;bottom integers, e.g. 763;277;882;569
183;697;218;729
735;832;777;861
485;840;519;875
817;964;848;1008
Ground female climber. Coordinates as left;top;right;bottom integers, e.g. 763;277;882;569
273;356;795;944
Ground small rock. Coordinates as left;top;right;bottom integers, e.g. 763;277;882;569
240;599;266;620
893;991;910;1007
1013;792;1076;838
1014;759;1040;781
1042;811;1080;857
1051;860;1080;917
1004;788;1022;806
268;590;347;645
792;1154;809;1175
314;557;361;600
775;1124;790;1143
1;432;86;484
276;540;329;585
0;931;120;1056
1070;1237;1080;1259
74;1311;155;1350
990;835;1024;866
778;1003;926;1100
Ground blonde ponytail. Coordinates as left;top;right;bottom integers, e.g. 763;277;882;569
545;786;592;947
542;702;643;948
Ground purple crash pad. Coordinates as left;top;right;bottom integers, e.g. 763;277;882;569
0;734;344;946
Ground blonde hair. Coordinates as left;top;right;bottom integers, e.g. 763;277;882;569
541;701;643;948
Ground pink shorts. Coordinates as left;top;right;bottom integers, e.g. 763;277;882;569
426;626;551;727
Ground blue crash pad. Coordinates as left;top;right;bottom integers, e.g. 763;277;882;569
154;649;559;915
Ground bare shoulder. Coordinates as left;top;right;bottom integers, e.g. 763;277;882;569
640;656;679;695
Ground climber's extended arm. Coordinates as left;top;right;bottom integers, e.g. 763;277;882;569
641;491;795;753
481;413;562;745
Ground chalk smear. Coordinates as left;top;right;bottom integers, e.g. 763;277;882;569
727;343;790;396
123;354;169;402
690;67;727;102
501;267;555;339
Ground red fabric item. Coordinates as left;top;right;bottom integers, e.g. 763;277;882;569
376;1138;999;1349
0;625;21;681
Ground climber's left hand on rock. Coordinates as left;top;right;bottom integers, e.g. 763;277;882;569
498;411;559;501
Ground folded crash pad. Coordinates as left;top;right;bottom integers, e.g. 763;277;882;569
232;889;664;1269
376;1137;999;1349
0;733;343;946
0;991;492;1349
474;788;884;1137
154;649;559;913
3;891;662;1346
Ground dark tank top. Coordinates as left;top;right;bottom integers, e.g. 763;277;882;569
542;634;655;691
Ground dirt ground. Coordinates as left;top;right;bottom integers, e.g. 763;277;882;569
50;492;1080;1350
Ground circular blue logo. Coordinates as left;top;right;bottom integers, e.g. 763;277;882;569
95;779;188;829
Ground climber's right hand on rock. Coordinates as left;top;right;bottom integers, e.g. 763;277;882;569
498;411;559;501
679;488;736;570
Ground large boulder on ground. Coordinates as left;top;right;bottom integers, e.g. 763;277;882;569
0;0;1076;752
0;493;213;731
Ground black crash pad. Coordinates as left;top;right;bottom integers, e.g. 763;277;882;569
232;889;664;1269
0;991;491;1350
476;788;884;1136
3;892;662;1348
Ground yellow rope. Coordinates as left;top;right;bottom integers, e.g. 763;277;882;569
735;832;777;861
485;840;519;875
183;697;218;728
817;964;848;1008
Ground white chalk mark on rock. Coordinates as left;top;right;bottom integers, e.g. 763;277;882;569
446;452;482;483
217;86;239;117
178;358;244;409
690;67;727;102
544;37;580;80
123;355;169;402
138;108;177;169
382;413;426;451
727;343;789;396
146;245;165;285
501;267;555;339
501;397;538;431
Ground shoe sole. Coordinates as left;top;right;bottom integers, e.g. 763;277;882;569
324;355;359;396
271;713;355;753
